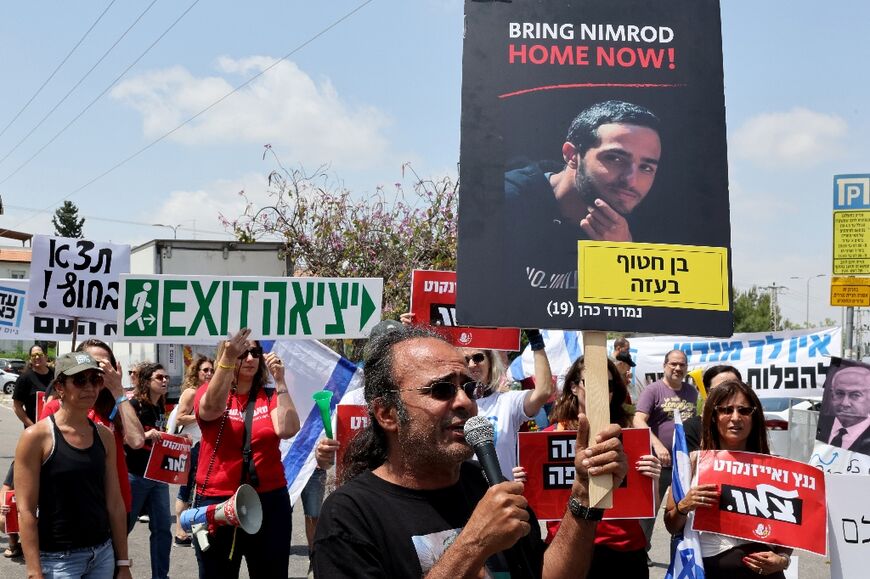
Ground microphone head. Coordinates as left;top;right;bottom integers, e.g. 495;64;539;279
463;415;494;448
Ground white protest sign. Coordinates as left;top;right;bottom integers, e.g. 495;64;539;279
628;327;841;399
0;279;27;338
0;278;118;340
27;235;130;322
826;473;870;579
809;440;870;476
118;275;383;343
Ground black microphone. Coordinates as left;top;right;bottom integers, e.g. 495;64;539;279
464;416;506;485
464;416;538;577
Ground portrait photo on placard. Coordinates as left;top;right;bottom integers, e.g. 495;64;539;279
816;357;870;457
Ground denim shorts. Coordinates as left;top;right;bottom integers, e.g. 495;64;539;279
41;538;114;579
300;467;327;518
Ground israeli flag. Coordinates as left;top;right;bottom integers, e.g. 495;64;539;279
508;330;582;388
665;411;705;579
265;339;363;505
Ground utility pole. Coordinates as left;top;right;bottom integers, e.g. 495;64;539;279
760;283;788;331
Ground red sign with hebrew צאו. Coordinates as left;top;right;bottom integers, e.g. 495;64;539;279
693;450;827;555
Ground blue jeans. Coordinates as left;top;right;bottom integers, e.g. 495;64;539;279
128;473;172;579
41;538;114;579
301;467;326;518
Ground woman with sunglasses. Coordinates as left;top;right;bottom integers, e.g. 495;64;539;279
172;355;214;545
664;381;792;577
193;328;300;578
538;355;661;578
40;341;146;518
125;363;172;579
459;329;553;480
12;345;54;429
14;352;132;579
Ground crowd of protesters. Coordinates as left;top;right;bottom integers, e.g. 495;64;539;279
0;325;806;579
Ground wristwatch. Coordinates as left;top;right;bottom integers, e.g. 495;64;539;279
568;496;604;521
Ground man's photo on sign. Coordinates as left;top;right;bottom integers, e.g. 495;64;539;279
505;100;662;290
816;357;870;456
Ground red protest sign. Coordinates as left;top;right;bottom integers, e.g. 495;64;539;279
693;450;827;555
518;428;655;520
410;270;520;351
144;433;191;485
2;490;18;534
335;405;369;479
36;391;45;423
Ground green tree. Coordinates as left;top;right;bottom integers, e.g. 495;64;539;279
224;150;457;359
733;286;794;332
52;200;85;238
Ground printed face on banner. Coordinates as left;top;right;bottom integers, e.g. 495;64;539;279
456;0;732;336
572;123;661;214
816;357;870;457
27;235;131;322
693;450;827;555
410;270;520;351
118;275;383;343
517;429;655;520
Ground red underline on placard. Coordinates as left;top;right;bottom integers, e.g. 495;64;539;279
498;83;687;99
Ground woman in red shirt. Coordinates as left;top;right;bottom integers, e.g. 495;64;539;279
542;356;661;578
193;328;300;579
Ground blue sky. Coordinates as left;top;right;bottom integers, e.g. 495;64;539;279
0;0;866;330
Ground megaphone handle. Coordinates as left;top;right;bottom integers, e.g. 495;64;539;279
192;524;210;552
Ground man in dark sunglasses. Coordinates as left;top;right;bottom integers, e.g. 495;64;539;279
314;325;627;578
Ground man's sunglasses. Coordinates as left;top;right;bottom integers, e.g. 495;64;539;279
70;372;104;388
464;353;486;365
393;380;484;401
715;405;755;417
238;346;263;360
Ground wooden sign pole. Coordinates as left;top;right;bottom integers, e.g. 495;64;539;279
582;330;613;508
70;316;79;351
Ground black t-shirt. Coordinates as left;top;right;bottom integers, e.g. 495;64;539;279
12;368;54;423
313;461;544;578
683;415;702;453
124;398;166;476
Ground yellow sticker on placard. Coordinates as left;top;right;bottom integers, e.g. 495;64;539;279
577;241;729;311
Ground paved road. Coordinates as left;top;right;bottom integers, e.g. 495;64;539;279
0;395;831;578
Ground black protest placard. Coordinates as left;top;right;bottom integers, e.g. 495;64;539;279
457;0;732;336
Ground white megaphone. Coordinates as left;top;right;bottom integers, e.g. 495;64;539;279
180;484;263;551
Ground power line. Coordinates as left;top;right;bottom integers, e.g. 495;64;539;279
0;0;162;170
0;0;374;237
0;0;119;141
3;203;231;237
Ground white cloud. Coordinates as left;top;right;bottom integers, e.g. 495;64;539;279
731;107;847;168
111;57;392;169
151;172;281;241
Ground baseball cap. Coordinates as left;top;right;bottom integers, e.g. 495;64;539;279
55;352;102;376
615;351;636;367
